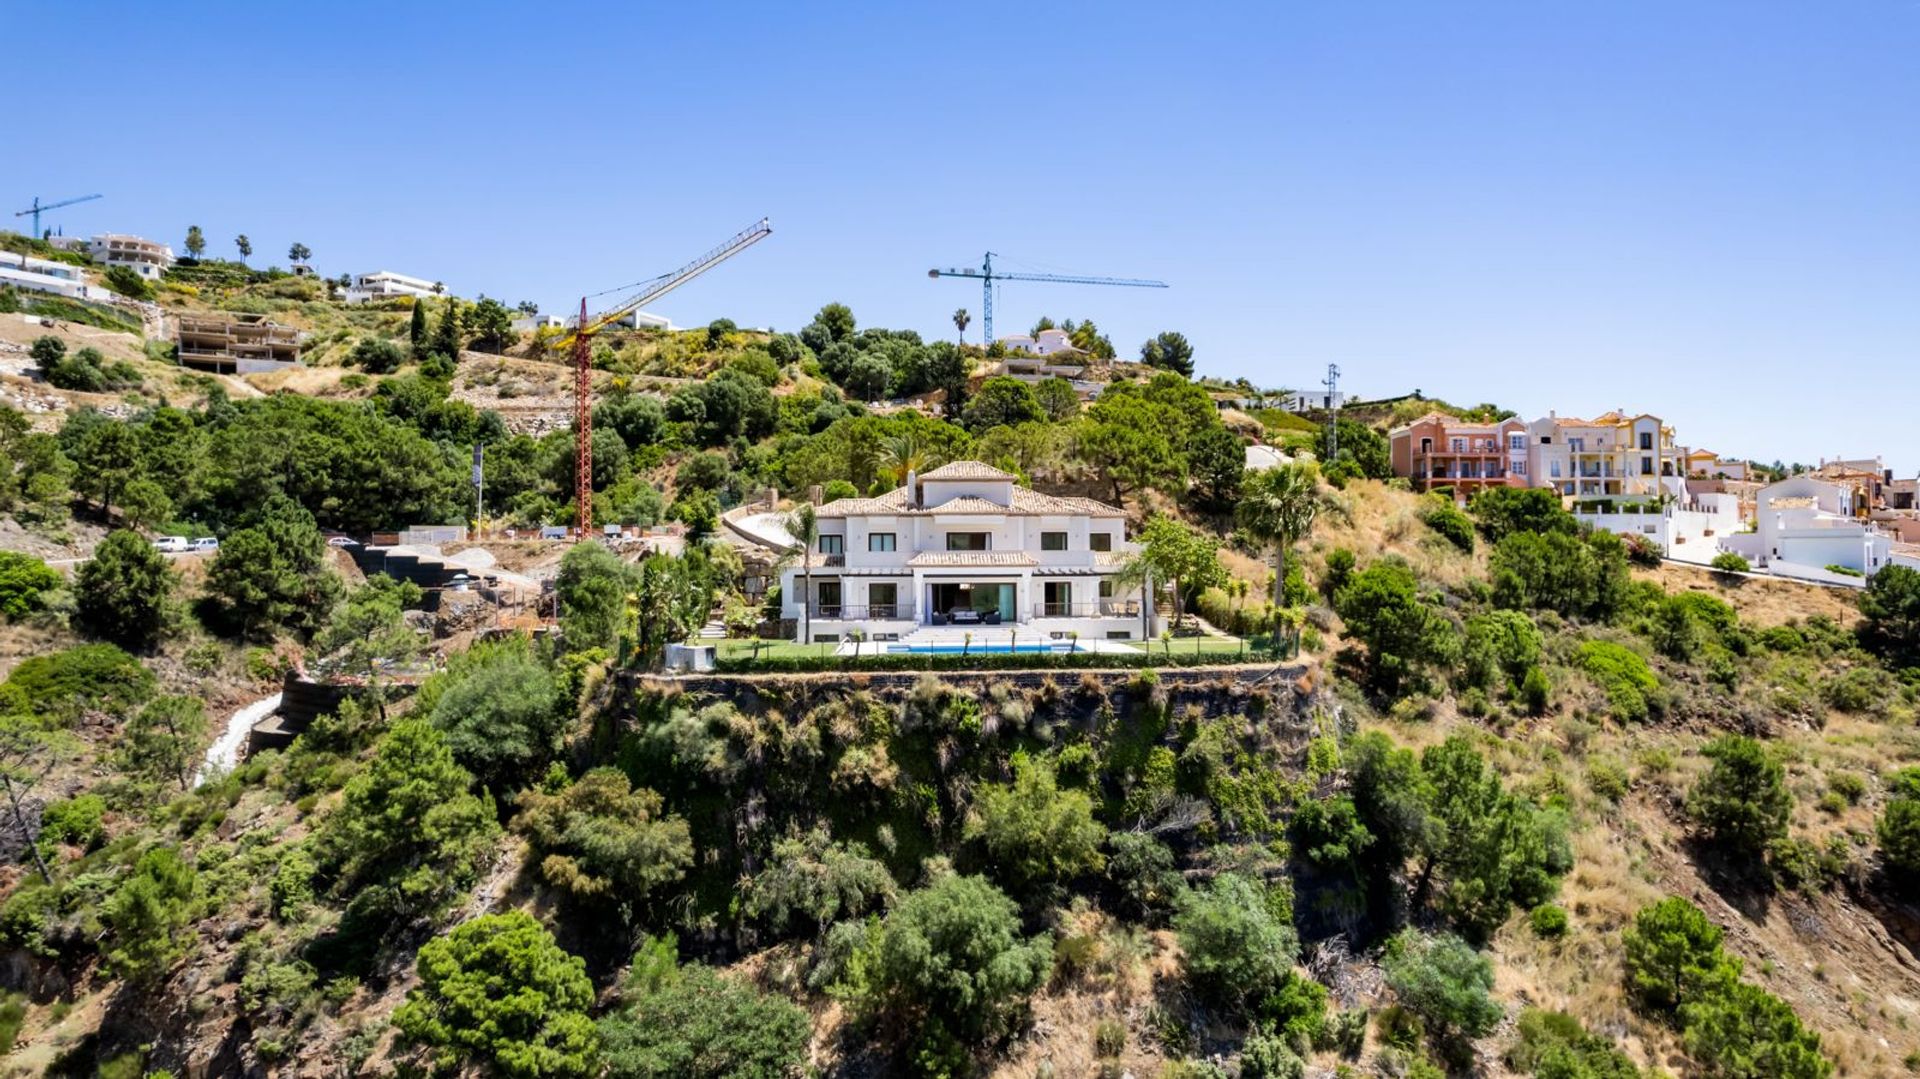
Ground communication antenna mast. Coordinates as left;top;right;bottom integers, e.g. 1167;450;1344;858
1322;363;1342;462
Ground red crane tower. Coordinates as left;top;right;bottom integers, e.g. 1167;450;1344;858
552;218;773;538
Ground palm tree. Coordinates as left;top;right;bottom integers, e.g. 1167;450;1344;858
882;431;943;486
786;504;819;645
953;308;971;344
1237;462;1321;646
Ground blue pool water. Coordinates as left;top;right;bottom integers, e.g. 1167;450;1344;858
888;644;1064;655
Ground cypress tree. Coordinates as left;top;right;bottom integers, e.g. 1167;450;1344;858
409;301;429;352
431;299;462;359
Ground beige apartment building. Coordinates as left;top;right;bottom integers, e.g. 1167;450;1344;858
86;234;174;280
176;313;302;374
1526;411;1684;500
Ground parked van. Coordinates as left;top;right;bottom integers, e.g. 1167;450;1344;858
153;536;190;553
190;537;219;552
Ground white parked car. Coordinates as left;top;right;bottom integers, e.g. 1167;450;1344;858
190;537;219;552
326;535;361;548
153;536;190;553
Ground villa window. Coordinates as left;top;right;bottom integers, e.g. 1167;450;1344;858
1509;434;1525;451
1099;578;1115;598
1550;461;1562;478
1450;438;1465;452
946;532;989;551
1641;457;1653;475
1639;432;1654;450
869;532;896;552
869;583;897;617
818;534;843;555
1089;532;1113;552
1041;531;1068;551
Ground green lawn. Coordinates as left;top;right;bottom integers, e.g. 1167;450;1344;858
1122;636;1276;660
714;639;840;661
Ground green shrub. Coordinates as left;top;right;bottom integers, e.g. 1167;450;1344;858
1828;772;1866;805
1576;640;1660;723
38;794;106;855
1529;903;1569;938
1382;930;1500;1052
392;911;598;1077
1877;767;1920;878
1821;666;1894;715
1520;665;1552;714
1710;552;1750;575
600;953;809;1079
1679;981;1832;1079
0;552;61;620
1238;1032;1303;1079
1174;873;1297;1012
1094;1017;1126;1057
1419;496;1474;552
1587;758;1630;802
1491;530;1631;620
837;874;1052;1050
1507;1008;1641;1078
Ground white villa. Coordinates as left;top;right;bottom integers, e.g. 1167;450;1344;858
996;328;1083;357
0;251;101;301
343;270;439;305
1718;475;1893;584
778;462;1150;647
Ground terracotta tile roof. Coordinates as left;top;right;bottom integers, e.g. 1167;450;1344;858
922;496;1012;515
920;461;1018;481
815;482;1125;518
907;551;1038;568
815;489;913;518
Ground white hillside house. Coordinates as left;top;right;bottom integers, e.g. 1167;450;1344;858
1714;476;1892;584
779;462;1149;646
996;328;1083;357
343;270;440;305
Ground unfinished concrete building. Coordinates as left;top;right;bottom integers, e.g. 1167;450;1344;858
175;313;302;374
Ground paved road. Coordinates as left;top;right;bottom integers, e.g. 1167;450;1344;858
43;549;211;571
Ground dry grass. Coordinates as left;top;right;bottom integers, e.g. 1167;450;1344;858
1638;561;1862;629
1308;479;1485;591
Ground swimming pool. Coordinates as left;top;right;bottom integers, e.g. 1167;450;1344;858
887;644;1065;655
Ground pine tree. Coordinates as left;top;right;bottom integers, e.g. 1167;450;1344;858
432;299;463;359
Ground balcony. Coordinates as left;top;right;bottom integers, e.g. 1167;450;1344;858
1034;600;1141;618
806;603;915;620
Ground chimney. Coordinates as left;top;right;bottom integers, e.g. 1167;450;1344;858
807;484;823;506
906;469;919;509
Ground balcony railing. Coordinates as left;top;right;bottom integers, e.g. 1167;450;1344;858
1034;600;1141;618
806;603;913;620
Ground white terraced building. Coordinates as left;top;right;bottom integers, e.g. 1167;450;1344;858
343;270;440;305
778;461;1151;650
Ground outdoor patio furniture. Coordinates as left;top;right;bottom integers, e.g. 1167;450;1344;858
983;610;1002;625
950;609;981;625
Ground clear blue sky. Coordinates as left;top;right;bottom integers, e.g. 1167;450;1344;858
15;2;1918;470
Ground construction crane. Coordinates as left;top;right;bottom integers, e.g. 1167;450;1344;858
555;217;772;537
927;251;1167;344
12;194;103;241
